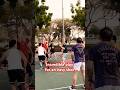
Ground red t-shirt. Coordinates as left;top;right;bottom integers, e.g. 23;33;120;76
42;42;48;52
17;41;29;58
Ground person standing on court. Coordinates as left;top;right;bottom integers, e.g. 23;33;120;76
0;40;27;90
62;40;68;62
37;43;46;69
86;27;120;90
69;37;85;90
17;37;33;87
49;42;55;58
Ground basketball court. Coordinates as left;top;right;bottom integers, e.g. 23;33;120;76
35;52;85;90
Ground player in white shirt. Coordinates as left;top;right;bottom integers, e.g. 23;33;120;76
37;43;46;68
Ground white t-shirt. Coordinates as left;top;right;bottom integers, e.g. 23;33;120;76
6;48;23;70
38;46;46;56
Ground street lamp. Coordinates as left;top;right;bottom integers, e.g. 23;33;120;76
62;0;65;44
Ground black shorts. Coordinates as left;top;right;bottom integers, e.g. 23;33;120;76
7;69;25;84
38;55;45;61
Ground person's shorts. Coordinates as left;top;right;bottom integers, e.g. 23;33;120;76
38;55;45;61
7;69;25;84
95;85;120;90
73;62;85;71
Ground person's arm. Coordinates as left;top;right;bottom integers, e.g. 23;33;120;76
20;51;27;68
44;47;47;54
0;51;8;65
28;44;33;57
29;42;33;54
71;51;74;62
71;46;75;62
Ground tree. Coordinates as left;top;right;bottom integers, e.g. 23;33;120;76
89;25;100;36
85;0;118;36
101;0;120;13
52;19;73;42
71;1;85;29
0;0;34;23
34;0;52;29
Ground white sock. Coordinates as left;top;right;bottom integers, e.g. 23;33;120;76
39;62;42;67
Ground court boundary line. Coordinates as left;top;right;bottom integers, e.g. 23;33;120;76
47;84;84;90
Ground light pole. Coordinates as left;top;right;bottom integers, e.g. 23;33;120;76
62;0;65;44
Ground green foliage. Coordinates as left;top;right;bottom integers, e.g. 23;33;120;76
71;1;85;29
34;0;52;29
15;5;34;19
36;27;49;35
0;0;34;23
52;19;73;38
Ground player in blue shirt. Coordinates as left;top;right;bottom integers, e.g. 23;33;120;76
69;37;85;90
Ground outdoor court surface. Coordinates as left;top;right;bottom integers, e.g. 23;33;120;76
0;66;35;90
35;52;84;90
0;70;10;89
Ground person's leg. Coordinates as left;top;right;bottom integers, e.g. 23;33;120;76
42;55;47;69
72;71;78;87
8;70;17;90
69;62;80;89
45;54;48;66
11;83;17;90
63;53;67;62
80;62;85;83
62;53;65;62
39;61;43;67
38;56;43;67
17;69;26;90
26;64;33;85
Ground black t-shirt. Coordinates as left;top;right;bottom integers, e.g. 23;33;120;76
89;42;120;88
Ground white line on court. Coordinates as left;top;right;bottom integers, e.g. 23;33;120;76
47;84;84;90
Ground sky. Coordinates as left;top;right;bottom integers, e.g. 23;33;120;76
39;0;85;20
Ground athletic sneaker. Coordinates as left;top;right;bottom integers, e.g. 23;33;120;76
81;84;85;89
69;85;77;90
